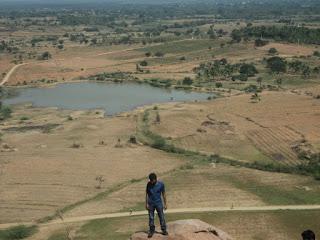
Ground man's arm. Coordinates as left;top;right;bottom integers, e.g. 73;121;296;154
162;183;167;210
146;191;149;210
162;191;167;210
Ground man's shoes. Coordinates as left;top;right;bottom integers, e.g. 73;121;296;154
162;230;169;236
148;231;154;238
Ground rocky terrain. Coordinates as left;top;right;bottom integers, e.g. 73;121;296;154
131;219;233;240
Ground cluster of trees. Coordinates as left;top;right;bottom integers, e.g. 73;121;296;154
266;56;319;77
194;59;258;82
234;25;320;45
0;40;19;54
288;60;313;77
89;72;136;82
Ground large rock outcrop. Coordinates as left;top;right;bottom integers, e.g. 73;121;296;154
130;219;233;240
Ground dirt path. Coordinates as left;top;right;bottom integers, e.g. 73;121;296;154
0;63;28;86
1;205;320;229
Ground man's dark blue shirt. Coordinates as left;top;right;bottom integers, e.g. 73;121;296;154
146;181;165;206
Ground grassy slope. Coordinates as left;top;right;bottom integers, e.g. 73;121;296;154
49;210;320;240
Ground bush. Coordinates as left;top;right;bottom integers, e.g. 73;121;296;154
313;51;320;57
20;116;29;121
0;106;12;120
154;51;164;57
215;82;223;88
151;135;166;149
268;48;278;55
244;84;258;93
0;225;37;240
140;60;148;66
38;51;51;60
182;77;193;85
255;39;269;47
239;74;248;81
239;63;258;77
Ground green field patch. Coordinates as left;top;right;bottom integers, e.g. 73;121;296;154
223;175;320;205
71;210;320;240
139;39;218;55
0;225;37;240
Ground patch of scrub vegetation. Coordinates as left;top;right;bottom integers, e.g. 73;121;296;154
0;225;38;240
88;72;137;82
222;175;320;205
0;88;13;121
139;39;216;55
0;105;12;121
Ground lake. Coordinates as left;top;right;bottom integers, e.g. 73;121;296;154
3;82;213;115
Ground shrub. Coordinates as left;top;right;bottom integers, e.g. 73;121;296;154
215;82;223;88
313;51;320;57
0;225;37;240
239;63;258;77
151;135;166;149
0;106;12;120
182;77;193;85
154;51;164;57
244;84;258;93
239;74;248;81
38;51;51;60
268;48;278;55
140;60;148;66
255;39;269;47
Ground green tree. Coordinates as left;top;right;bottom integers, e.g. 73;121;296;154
267;57;287;73
239;63;258;77
231;29;242;43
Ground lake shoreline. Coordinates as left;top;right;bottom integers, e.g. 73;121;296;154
2;81;216;116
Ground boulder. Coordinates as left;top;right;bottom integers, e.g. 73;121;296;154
130;219;233;240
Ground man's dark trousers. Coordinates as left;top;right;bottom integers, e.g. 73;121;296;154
148;203;166;232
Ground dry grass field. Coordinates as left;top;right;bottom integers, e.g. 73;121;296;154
0;7;320;240
150;91;320;165
0;106;184;223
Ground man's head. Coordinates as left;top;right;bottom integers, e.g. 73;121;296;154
302;230;315;240
149;172;157;185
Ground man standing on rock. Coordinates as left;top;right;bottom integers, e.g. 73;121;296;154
146;172;168;238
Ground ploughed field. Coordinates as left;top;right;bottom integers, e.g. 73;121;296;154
150;91;320;166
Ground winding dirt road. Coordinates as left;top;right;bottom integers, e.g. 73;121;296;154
1;205;320;229
0;63;28;86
